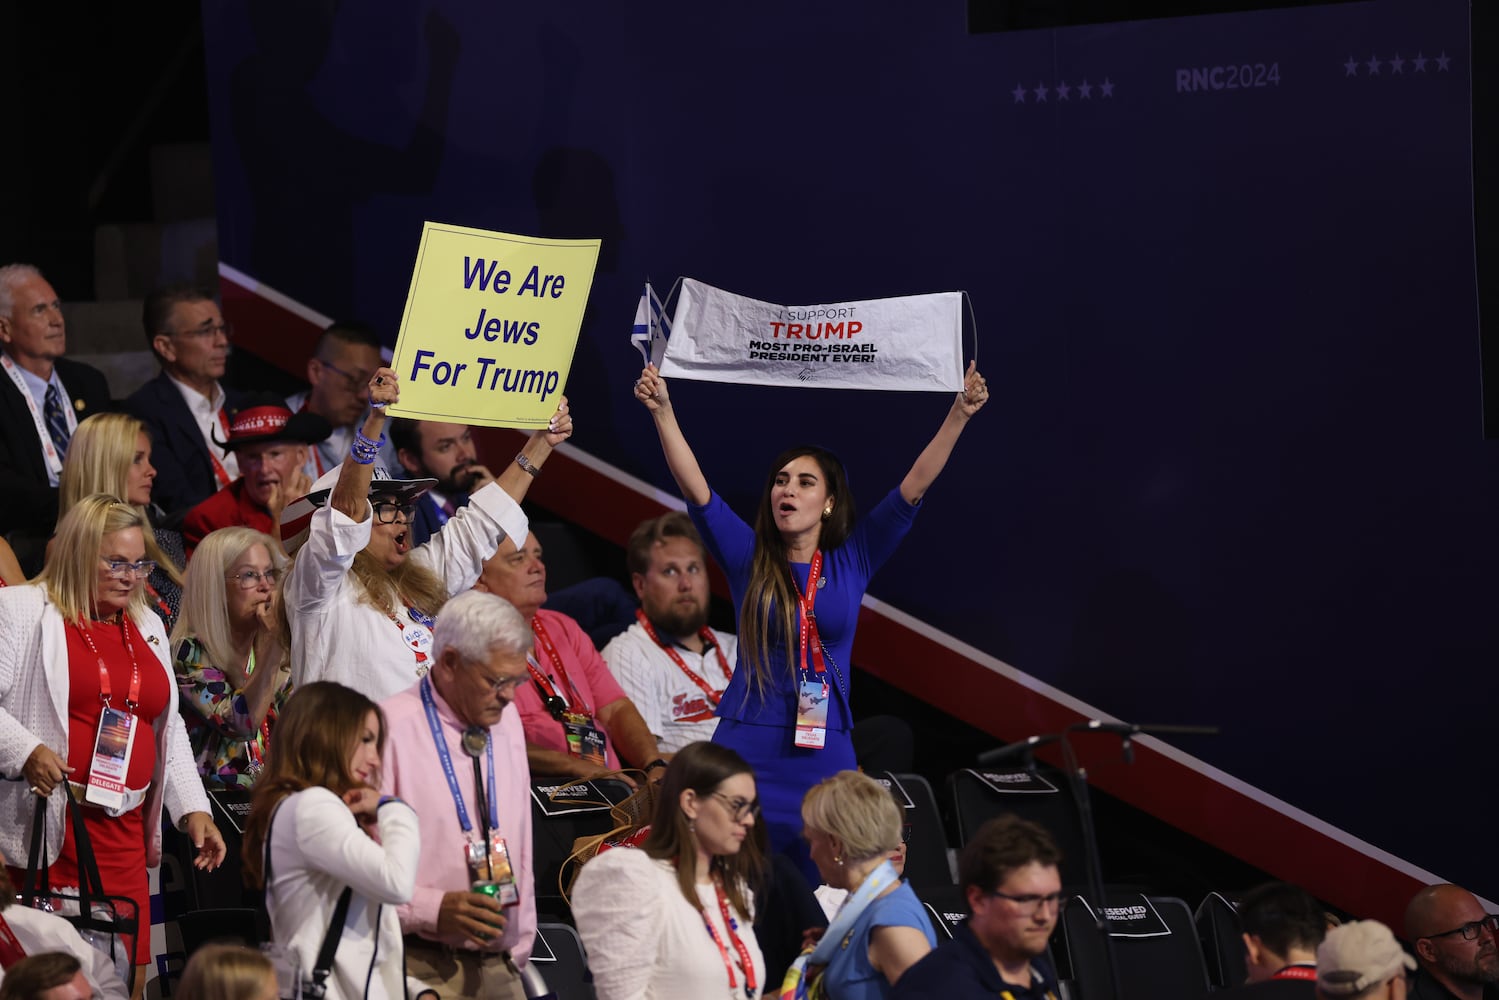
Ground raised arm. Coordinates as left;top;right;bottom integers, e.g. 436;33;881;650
635;364;710;506
898;361;989;506
330;367;400;522
495;396;573;505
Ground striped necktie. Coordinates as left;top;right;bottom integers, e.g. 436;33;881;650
43;383;71;458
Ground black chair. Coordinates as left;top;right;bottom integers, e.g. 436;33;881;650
1051;889;1210;1000
531;921;596;1000
529;776;636;901
947;766;1090;886
175;907;261;957
914;883;971;940
876;772;954;889
1196;890;1247;989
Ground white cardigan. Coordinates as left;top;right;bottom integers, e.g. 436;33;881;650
0;585;208;869
265;787;420;1000
572;849;765;1000
287;482;529;703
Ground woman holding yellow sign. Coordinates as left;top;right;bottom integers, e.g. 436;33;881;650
634;360;988;881
281;366;571;703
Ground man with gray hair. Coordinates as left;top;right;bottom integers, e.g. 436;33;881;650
0;263;111;571
1316;920;1415;999
380;589;536;999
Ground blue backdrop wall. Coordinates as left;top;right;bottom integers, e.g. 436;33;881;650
200;0;1490;901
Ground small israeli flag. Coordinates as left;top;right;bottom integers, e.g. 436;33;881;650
631;281;671;367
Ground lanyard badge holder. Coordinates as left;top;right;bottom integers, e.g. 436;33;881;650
76;621;142;810
792;552;832;750
526;636;609;767
422;681;519;908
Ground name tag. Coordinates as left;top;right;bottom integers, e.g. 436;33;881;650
85;706;138;810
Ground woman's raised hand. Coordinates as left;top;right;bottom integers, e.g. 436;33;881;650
544;396;572;447
369;367;400;408
634;365;670;413
955;360;989;419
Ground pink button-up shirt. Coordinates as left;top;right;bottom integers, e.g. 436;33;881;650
380;678;535;963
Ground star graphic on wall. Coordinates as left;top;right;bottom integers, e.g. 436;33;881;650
1413;51;1428;72
1012;82;1027;103
1388;52;1405;73
1344;56;1359;77
1078;79;1093;99
1056;80;1071;101
1366;53;1381;75
1100;77;1115;97
1436;51;1451;71
1034;81;1049;102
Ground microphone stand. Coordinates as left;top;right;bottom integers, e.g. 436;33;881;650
978;720;1218;1000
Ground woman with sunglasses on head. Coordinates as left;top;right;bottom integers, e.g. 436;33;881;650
241;681;420;1000
572;740;767;1000
280;367;571;703
792;771;933;999
635;361;988;883
0;494;226;1000
172;526;290;788
58;412;186;633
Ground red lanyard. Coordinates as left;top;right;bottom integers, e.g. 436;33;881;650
702;880;756;998
75;617;142;712
634;609;732;705
244;650;275;767
529;616;593;715
1272;966;1317;981
0;912;27;969
145;580;173;621
791;550;827;676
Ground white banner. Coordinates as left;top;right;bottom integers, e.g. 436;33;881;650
658;278;964;391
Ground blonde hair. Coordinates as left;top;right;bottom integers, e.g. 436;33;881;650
801;770;903;863
171;527;285;676
347;549;447;621
176;943;275;1000
36;494;150;626
59;412;183;587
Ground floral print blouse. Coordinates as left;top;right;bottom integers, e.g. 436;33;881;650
174;636;291;788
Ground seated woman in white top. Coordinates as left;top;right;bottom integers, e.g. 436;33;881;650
241;681;420;1000
572;741;768;1000
281;366;571;701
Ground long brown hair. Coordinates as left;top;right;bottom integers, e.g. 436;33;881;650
739;446;855;701
640;741;765;916
240;682;385;888
347;549;448;620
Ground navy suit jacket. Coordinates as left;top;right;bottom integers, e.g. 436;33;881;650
0;356;112;541
126;371;248;521
409;490;469;548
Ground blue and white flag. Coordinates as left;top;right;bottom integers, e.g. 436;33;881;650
631;281;671;367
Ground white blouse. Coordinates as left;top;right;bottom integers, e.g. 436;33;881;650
572;848;765;1000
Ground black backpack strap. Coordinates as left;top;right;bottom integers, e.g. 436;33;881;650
264;795;355;993
21;793;48;902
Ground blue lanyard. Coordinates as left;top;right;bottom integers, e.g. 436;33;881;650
419;678;497;835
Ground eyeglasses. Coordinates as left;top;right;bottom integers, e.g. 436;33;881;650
226;568;281;589
1423;915;1499;942
100;558;156;580
711;791;761;822
372;501;416;524
989;890;1066;914
174;321;233;341
478;669;528;696
317;358;374;394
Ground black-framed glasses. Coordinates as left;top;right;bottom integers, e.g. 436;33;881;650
989;890;1065;914
317;358;374;393
1423;915;1499;942
372;501;416;524
711;791;761;822
226;568;281;589
100;558;156;580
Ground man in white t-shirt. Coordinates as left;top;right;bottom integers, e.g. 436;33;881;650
601;512;738;754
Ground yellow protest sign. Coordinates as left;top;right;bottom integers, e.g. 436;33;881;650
387;222;600;428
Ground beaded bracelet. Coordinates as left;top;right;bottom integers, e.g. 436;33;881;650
351;429;385;465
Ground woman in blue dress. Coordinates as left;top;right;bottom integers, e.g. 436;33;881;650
634;361;988;879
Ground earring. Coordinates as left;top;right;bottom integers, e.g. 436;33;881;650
822;504;833;518
833;854;844;866
689;818;696;834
